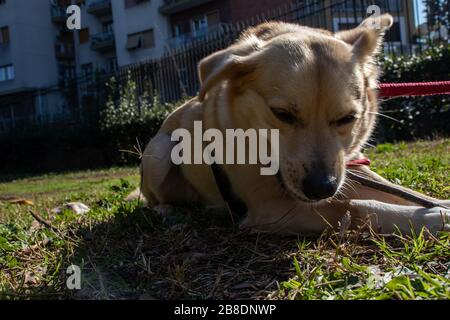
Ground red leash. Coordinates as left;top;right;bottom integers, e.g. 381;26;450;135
379;81;450;98
343;80;449;208
359;81;450;165
346;158;371;168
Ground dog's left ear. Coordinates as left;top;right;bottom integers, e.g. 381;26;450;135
335;13;393;62
198;35;262;101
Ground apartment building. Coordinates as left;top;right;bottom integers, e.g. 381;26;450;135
0;0;171;130
0;0;419;130
0;0;66;128
159;0;416;53
112;0;170;66
159;0;293;48
75;0;170;75
328;0;416;54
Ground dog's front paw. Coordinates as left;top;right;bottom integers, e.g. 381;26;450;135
438;200;450;208
413;207;450;234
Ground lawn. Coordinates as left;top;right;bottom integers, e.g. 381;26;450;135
0;139;449;300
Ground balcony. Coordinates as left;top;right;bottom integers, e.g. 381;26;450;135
55;43;75;60
159;0;214;15
51;5;67;23
87;0;112;17
91;31;115;52
166;23;228;48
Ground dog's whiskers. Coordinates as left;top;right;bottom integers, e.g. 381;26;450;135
367;111;402;123
336;184;350;199
343;179;359;196
362;142;376;149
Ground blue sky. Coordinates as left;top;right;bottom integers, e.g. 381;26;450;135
415;0;426;25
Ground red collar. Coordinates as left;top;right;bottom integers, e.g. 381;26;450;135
346;158;371;168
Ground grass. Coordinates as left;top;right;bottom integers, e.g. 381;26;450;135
0;139;449;300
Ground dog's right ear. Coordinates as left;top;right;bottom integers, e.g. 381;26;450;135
336;13;393;62
198;36;262;101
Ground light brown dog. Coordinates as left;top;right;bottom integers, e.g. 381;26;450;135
135;14;450;236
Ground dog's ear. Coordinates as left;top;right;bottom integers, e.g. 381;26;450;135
198;36;262;101
335;13;393;62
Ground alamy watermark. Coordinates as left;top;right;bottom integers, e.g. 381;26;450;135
66;5;81;30
66;264;81;290
60;4;382;32
171;121;280;176
367;5;382;30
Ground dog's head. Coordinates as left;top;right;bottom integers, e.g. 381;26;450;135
198;15;393;203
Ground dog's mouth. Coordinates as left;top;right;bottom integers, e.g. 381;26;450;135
276;172;320;204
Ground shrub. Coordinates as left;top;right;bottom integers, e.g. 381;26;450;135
377;44;450;141
99;73;186;165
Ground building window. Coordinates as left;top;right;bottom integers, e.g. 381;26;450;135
126;33;141;50
124;0;149;9
206;11;220;26
58;64;76;86
103;21;114;33
191;16;208;36
126;29;154;51
0;26;10;44
79;28;90;44
0;65;15;82
106;58;118;73
190;11;219;36
81;63;93;80
141;29;154;48
174;24;182;37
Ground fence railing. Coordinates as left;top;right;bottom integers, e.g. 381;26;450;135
166;23;231;49
1;0;449;134
113;0;450;104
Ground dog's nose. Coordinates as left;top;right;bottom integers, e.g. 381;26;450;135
302;173;338;201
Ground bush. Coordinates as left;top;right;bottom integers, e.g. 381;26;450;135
0;124;106;174
377;44;450;141
99;73;186;165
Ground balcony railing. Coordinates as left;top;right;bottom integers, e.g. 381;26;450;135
166;23;229;48
55;43;75;59
91;31;115;52
51;5;67;23
159;0;214;15
87;0;112;16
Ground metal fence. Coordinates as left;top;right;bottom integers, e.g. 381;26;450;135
111;0;448;104
1;0;449;134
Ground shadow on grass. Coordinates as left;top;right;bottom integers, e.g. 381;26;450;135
0;172;52;184
68;203;299;300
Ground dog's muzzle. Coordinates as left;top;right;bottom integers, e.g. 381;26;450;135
302;173;338;201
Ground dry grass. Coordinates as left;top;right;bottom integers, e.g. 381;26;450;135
0;140;449;300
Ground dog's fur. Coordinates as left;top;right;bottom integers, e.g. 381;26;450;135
135;14;450;235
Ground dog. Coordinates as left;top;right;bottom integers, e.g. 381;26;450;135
134;14;450;236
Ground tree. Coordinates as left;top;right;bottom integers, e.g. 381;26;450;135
423;0;449;30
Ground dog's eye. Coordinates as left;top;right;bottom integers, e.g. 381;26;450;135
335;114;357;127
271;108;296;124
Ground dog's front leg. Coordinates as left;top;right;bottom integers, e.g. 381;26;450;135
241;199;449;236
343;200;450;235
